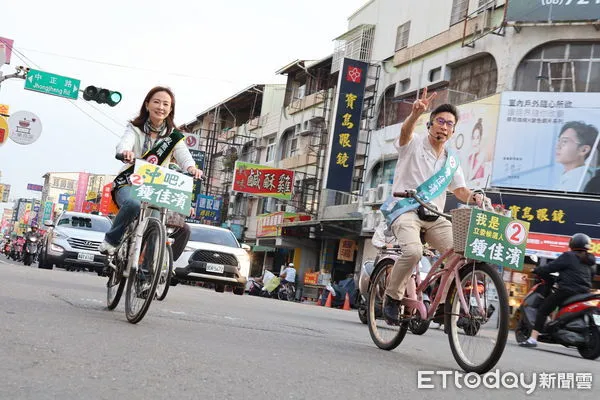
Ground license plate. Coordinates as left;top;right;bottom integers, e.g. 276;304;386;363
593;314;600;326
206;263;224;274
77;253;94;262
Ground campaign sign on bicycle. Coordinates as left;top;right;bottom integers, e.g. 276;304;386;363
463;209;530;271
130;160;193;215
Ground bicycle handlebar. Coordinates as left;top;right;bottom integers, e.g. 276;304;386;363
393;190;453;220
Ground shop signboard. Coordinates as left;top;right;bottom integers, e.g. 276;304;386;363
194;194;222;222
506;1;600;23
463;209;530;271
256;212;311;238
526;232;600;262
337;238;356;261
233;161;294;200
98;183;118;215
74;172;90;212
491;91;600;194
325;57;369;193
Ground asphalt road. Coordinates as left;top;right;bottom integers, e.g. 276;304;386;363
0;257;598;400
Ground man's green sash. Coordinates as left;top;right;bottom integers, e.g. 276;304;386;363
380;151;460;226
113;129;185;193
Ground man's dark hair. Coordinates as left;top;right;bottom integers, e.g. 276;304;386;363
430;103;459;123
559;121;599;149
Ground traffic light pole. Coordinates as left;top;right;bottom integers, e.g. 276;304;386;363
0;66;28;87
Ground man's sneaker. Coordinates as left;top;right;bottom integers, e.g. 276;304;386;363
383;295;402;325
98;241;117;255
519;338;538;348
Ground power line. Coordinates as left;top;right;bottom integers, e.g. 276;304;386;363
19;47;241;84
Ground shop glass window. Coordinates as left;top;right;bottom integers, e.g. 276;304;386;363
370;159;397;188
515;42;600;93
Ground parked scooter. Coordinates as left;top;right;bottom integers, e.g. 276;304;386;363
515;274;600;360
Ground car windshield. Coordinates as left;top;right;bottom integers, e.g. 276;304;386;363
57;215;112;232
189;226;239;247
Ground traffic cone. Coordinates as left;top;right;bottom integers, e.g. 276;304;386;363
324;292;333;307
342;293;351;311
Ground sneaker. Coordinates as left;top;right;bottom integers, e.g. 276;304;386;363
519;338;538;348
98;241;117;255
383;295;402;324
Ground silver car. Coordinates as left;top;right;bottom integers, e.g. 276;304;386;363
38;211;113;274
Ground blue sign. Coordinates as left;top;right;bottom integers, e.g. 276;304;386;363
325;58;369;193
27;183;43;192
195;194;222;222
58;194;69;205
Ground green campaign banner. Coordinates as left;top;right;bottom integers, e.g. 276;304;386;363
464;209;530;271
130;160;193;215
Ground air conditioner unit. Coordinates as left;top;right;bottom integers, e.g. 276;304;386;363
364;188;377;205
376;183;392;203
276;204;296;213
362;211;375;231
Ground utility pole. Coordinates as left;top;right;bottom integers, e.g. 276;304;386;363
0;65;29;86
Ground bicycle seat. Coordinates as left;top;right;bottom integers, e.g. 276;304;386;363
559;292;600;307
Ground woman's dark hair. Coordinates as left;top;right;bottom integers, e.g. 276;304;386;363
130;86;176;132
574;250;596;266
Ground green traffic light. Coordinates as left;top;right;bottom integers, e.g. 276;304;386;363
110;92;122;105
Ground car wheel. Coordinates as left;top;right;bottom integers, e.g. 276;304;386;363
233;286;244;296
215;284;225;293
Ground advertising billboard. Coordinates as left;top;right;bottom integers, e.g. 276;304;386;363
491;91;600;193
416;94;501;189
506;1;600;23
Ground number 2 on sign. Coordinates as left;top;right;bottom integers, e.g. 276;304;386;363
130;174;143;186
506;221;526;246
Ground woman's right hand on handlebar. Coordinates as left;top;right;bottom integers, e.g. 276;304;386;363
120;150;135;164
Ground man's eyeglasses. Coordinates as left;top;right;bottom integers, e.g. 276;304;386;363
556;137;582;147
433;117;456;129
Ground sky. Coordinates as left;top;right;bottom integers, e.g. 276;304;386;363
0;0;367;208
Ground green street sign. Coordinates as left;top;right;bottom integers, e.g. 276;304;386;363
24;69;80;100
463;209;530;271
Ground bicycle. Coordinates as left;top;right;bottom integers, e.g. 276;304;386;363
105;157;194;323
367;189;510;374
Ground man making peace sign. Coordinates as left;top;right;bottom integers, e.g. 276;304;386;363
381;88;484;324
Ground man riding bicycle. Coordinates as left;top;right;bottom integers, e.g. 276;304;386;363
380;88;484;324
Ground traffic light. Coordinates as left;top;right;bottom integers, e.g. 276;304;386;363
83;85;122;107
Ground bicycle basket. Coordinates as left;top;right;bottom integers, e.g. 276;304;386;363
450;207;474;255
166;211;186;228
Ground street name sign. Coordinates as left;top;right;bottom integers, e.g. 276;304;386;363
24;69;80;100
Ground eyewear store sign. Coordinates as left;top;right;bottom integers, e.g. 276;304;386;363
195;194;222;222
491;92;600;194
233;161;294;200
326;58;369;193
9;111;42;145
464;210;530;271
130;160;193;215
506;0;600;22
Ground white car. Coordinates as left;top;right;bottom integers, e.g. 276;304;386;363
172;223;251;295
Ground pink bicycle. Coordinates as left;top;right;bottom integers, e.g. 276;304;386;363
367;190;509;374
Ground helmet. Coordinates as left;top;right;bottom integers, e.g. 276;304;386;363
288;262;294;267
569;233;591;251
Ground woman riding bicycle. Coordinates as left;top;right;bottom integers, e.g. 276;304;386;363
99;86;203;257
380;88;485;324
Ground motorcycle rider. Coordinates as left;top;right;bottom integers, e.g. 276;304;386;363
25;225;42;262
519;233;597;348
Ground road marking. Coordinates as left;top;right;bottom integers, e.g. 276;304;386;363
169;311;186;315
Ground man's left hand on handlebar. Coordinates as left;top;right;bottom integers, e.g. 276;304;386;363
470;192;491;208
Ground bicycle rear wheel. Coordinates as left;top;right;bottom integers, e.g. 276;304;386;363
155;245;173;301
367;260;408;350
445;262;509;374
125;217;165;324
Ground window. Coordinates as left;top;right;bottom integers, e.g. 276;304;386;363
59;179;66;189
449;54;498;103
370;159;398;188
429;67;442;82
395;21;411;51
67;180;74;190
515;42;600;93
280;130;298;159
450;0;469;26
52;178;60;187
265;137;275;162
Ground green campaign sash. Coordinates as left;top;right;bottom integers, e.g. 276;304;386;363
380;150;460;226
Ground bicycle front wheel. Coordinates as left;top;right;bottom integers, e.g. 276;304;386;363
155;245;173;301
125;217;165;324
367;260;408;350
445;262;509;374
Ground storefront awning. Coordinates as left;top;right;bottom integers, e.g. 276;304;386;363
251;245;275;252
